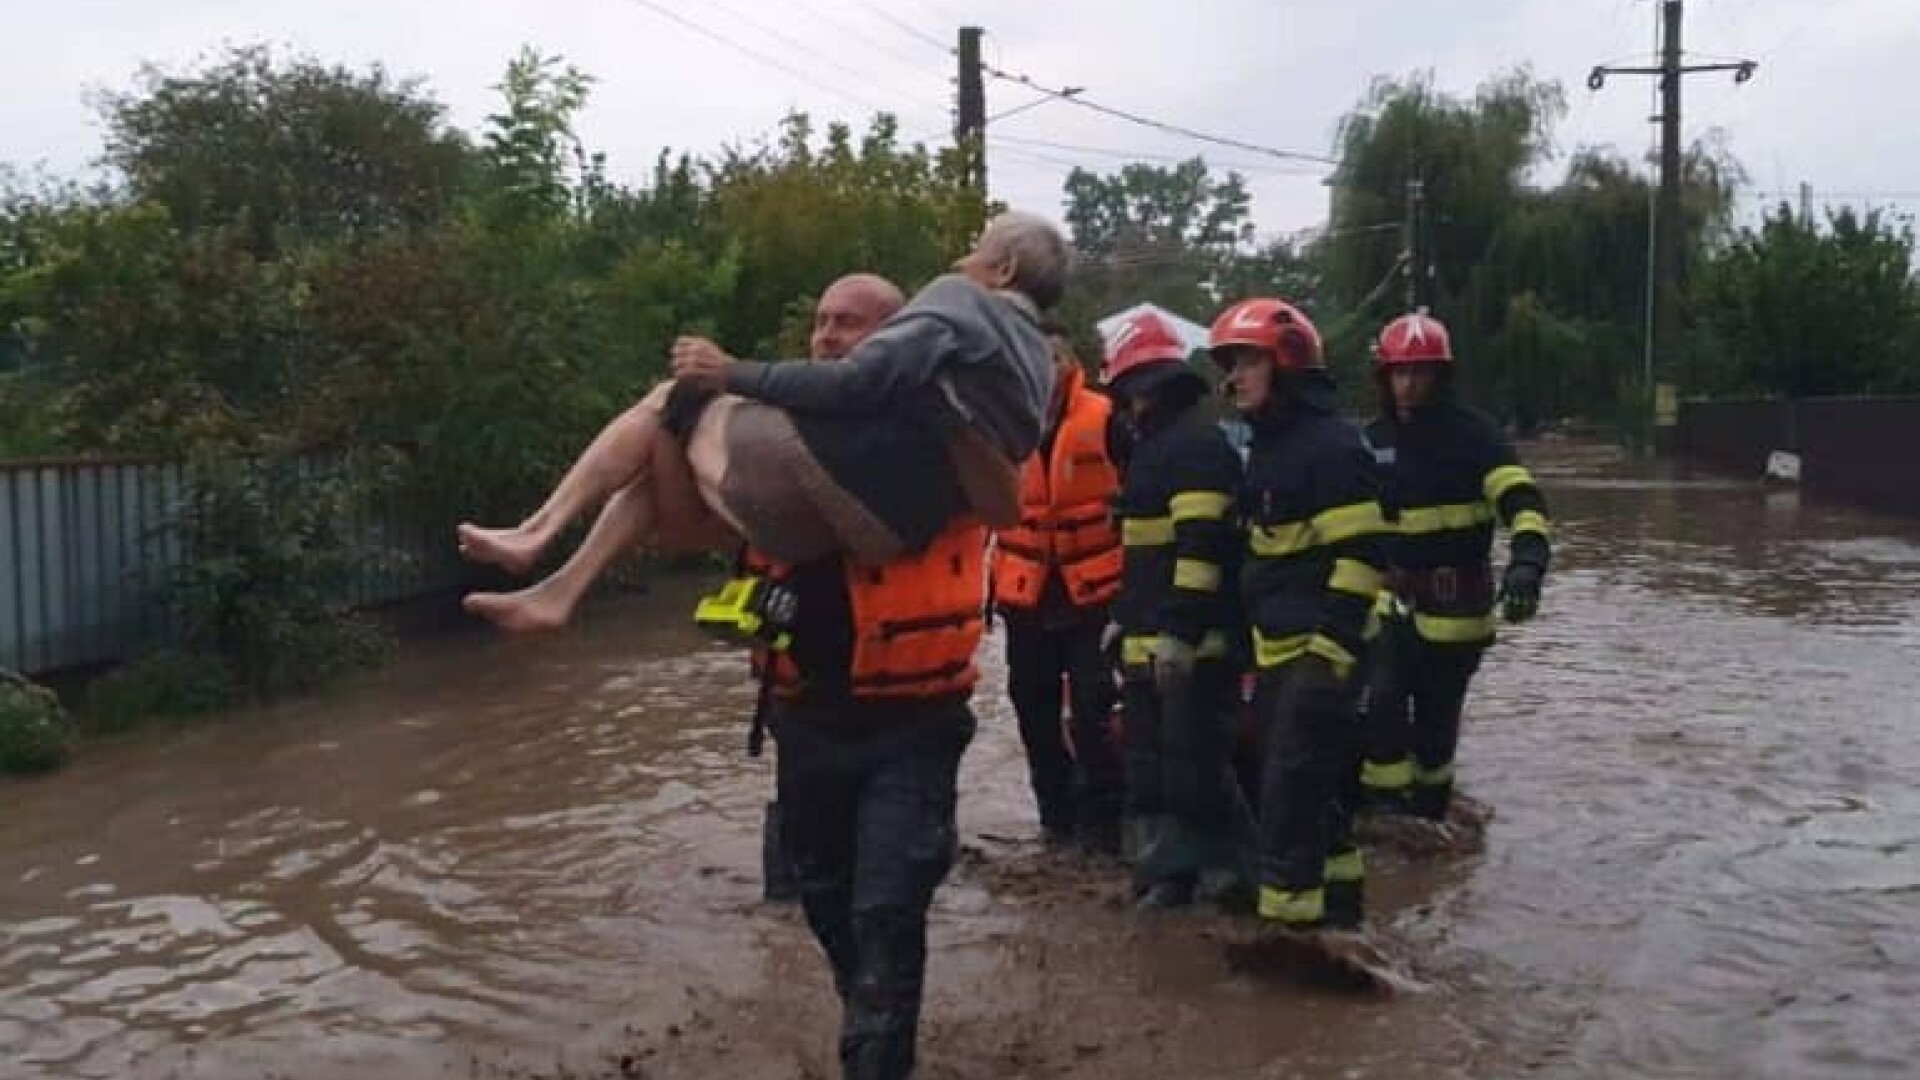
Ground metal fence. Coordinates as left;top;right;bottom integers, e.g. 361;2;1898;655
0;456;458;676
1678;395;1920;518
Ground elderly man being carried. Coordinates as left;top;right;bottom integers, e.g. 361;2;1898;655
456;211;1071;625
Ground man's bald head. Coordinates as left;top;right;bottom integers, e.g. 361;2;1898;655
811;273;906;360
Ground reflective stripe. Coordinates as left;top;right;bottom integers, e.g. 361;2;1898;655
1511;509;1551;538
1314;500;1388;544
1484;464;1535;505
1169;490;1232;522
1174;558;1222;592
1398;501;1494;535
1248;521;1312;557
1121;516;1173;546
1122;629;1229;666
1413;611;1496;644
1414;761;1455;787
1252;630;1356;676
1360;757;1413;791
1324;849;1365;884
1258;885;1325;924
1328;557;1383;599
1248;500;1387;558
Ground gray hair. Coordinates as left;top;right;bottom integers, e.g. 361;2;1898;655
981;210;1072;311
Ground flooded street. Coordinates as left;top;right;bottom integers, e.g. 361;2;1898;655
3;441;1917;1080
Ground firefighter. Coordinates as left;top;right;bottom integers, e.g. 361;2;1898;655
702;516;990;1079
1102;309;1251;909
1359;310;1551;820
1211;297;1388;931
991;323;1126;855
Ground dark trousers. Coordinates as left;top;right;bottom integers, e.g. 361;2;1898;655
1252;661;1363;905
771;698;975;1080
1362;613;1484;815
1002;609;1123;844
1122;659;1251;887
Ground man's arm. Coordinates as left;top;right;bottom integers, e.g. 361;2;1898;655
723;314;959;414
1309;443;1390;679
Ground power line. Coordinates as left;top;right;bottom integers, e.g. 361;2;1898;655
977;60;1340;167
784;0;954;90
847;0;952;55
991;133;1324;176
692;0;949;125
615;0;916;121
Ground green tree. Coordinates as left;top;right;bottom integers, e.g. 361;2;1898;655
1694;205;1920;397
95;44;473;252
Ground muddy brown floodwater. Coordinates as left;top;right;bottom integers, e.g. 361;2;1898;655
4;441;1918;1080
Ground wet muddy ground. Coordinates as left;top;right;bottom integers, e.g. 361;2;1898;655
4;441;1918;1079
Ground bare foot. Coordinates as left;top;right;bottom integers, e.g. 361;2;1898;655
462;582;578;632
456;522;547;575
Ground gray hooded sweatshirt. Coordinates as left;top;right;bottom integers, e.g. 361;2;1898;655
723;273;1055;464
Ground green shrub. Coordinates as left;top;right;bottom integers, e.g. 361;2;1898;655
82;649;238;733
0;670;77;774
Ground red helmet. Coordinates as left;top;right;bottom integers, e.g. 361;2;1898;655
1374;311;1453;367
1102;310;1191;387
1208;298;1324;371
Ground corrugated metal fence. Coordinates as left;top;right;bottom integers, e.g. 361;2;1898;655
1;457;459;676
1677;395;1920;518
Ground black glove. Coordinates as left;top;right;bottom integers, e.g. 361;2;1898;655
1501;562;1544;623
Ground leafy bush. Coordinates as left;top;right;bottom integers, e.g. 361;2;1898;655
0;670;77;774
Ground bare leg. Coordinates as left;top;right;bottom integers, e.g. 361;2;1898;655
462;485;655;631
456;386;669;574
463;434;738;632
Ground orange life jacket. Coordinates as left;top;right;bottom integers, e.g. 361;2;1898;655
745;519;988;702
992;368;1123;611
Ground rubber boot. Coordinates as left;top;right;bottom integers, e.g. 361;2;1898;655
762;800;799;903
1410;779;1453;822
1323;879;1364;930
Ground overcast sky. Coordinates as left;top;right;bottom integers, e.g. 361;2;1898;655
4;0;1918;238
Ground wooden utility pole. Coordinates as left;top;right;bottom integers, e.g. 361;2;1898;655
1589;0;1755;451
956;27;987;197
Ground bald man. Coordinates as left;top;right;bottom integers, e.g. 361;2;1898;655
459;273;908;629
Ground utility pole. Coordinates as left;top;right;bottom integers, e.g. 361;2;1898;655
955;27;987;200
1589;0;1755;453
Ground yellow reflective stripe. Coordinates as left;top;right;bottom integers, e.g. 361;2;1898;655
1258;886;1325;924
1511;509;1551;538
1361;758;1413;791
1484;464;1535;505
1398;501;1494;535
1328;558;1383;599
1173;558;1222;592
1248;521;1312;557
1169;490;1232;522
1413;611;1497;644
1314;500;1386;544
1307;634;1356;675
1124;631;1228;665
1324;850;1365;884
1252;631;1356;677
1414;761;1455;787
1253;630;1310;668
1121;516;1173;546
1247;501;1386;557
